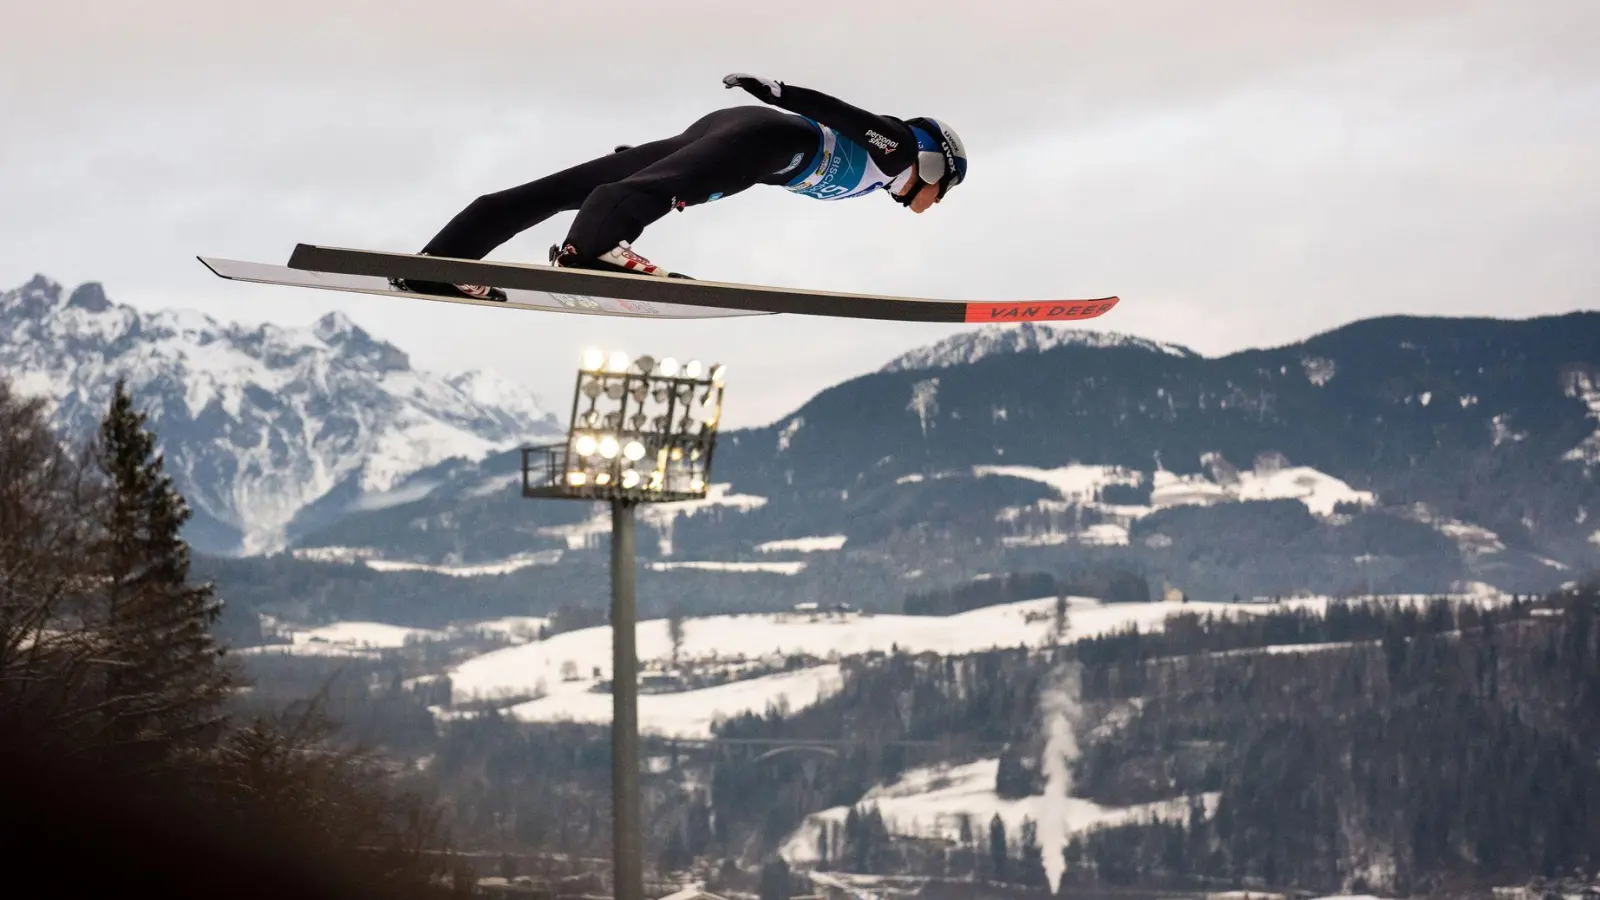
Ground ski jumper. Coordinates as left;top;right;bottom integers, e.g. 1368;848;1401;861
417;83;927;263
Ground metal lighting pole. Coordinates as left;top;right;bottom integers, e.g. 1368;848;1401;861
522;349;726;900
610;497;641;900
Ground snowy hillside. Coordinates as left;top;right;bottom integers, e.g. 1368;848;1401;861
438;592;1499;737
778;758;1218;865
0;275;562;555
253;312;1600;605
881;322;1197;373
708;312;1600;601
240;615;551;658
975;457;1376;548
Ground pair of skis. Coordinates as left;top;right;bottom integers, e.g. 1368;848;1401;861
197;243;1119;323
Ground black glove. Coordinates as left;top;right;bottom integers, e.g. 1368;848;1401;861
722;73;783;102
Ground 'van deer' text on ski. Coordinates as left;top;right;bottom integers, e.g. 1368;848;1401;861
963;299;1120;323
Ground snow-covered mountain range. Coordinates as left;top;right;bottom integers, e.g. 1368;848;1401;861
881;322;1197;372
0;275;561;555
274;310;1600;616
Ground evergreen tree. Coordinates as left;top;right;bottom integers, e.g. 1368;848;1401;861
685;790;712;855
1019;816;1047;887
668;605;686;670
995;743;1034;798
864;805;890;873
758;856;793;900
91;378;232;768
659;825;690;874
988;813;1009;882
0;377;101;748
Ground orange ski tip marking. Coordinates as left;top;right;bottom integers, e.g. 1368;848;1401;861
963;297;1119;323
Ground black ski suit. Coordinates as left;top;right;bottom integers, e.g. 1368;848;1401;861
416;80;927;263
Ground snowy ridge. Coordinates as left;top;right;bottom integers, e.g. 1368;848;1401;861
975;456;1376;548
0;275;561;555
881;322;1197;373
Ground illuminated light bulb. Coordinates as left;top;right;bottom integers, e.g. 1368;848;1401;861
598;434;620;459
574;433;598;456
690;477;705;492
596;472;611;485
684;359;703;379
623;440;646;461
710;363;726;384
567;471;588;486
657;357;680;378
621;469;641;489
606;350;630;373
581;348;605;371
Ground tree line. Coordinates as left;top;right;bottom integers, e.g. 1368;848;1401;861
0;375;463;898
690;587;1598;894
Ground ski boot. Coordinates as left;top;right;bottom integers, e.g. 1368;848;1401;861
549;241;694;279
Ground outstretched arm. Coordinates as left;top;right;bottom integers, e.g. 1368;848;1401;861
724;74;919;174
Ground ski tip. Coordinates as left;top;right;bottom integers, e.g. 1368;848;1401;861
962;297;1119;323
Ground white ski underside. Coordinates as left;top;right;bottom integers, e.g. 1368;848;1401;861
198;257;775;320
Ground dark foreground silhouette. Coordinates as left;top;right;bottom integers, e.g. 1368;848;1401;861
0;734;455;900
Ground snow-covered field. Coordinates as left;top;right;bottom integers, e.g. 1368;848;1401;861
290;545;563;576
241;615;551;658
441;591;1504;736
238;621;448;657
448;596;1096;711
240;586;1507;731
363;551;562;577
498;664;846;737
757;535;849;553
974;459;1377;548
778;758;1218;864
451;616;552;643
648;560;809;575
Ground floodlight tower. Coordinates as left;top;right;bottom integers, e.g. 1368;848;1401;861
521;348;726;900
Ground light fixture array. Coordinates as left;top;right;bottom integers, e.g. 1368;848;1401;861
550;348;726;500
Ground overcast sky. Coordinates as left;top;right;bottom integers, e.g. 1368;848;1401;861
4;1;1596;428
